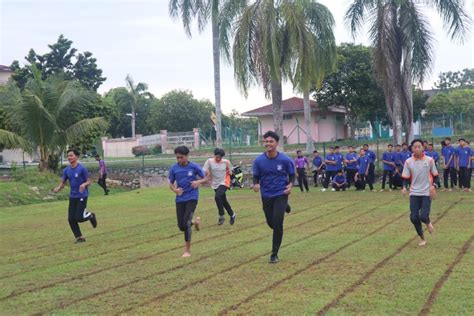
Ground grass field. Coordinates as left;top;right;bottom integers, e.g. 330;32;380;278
1;187;473;315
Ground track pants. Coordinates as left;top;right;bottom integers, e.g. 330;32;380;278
297;168;309;192
98;174;108;194
382;170;394;189
443;167;457;189
262;195;288;255
323;171;337;189
215;185;234;217
332;183;346;191
459;167;471;189
68;197;92;238
346;169;357;188
409;196;431;238
176;200;198;242
367;163;375;190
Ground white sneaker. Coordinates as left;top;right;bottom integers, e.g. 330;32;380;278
321;188;327;192
331;188;336;192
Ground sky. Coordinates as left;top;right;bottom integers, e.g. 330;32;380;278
1;0;473;115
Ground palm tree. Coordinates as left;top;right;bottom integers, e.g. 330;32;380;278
169;0;236;147
288;1;336;152
0;66;108;171
346;0;470;143
232;0;336;148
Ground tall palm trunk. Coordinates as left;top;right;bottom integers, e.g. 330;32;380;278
392;86;403;145
402;51;414;143
303;90;314;153
212;17;222;147
271;79;284;149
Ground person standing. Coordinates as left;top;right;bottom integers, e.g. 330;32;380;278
253;131;295;264
381;144;397;191
334;146;344;173
53;149;97;243
402;139;438;246
344;146;358;189
455;138;472;192
394;144;402;168
169;146;206;258
322;147;338;192
400;143;412;170
425;143;441;188
363;144;376;191
312;150;324;187
468;141;473;187
94;154;109;195
295;150;310;192
441;137;457;191
356;148;370;191
203;148;236;226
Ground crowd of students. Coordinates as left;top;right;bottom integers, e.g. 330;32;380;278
302;137;473;193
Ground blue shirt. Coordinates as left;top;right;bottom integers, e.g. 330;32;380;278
312;156;323;168
366;150;376;164
456;146;471;168
382;151;397;171
442;145;456;168
345;152;358;170
61;163;89;198
325;153;338;171
400;150;412;165
253;152;295;198
424;150;439;164
335;153;344;171
394;151;402;166
168;162;205;203
358;156;370;174
333;174;346;184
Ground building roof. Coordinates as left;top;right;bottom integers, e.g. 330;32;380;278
242;97;346;117
0;65;12;72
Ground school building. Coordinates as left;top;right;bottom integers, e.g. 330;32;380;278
242;97;348;144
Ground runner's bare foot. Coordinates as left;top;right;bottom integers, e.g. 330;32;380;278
418;240;427;246
193;217;201;231
182;252;191;257
427;223;434;234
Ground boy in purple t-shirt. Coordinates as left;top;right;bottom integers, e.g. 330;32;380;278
295;150;310;192
95;154;109;195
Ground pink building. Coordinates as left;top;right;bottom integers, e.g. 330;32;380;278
242;97;348;144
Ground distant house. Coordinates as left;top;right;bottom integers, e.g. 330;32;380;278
0;65;12;85
242;97;347;144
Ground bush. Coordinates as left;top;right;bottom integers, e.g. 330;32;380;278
132;146;150;157
151;144;162;155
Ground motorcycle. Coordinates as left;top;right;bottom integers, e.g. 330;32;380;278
230;163;244;188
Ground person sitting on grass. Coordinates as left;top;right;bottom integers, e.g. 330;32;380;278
332;170;347;191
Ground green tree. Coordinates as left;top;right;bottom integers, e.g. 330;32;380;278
10;35;106;91
147;90;214;133
169;0;245;146
232;0;336;148
435;68;474;91
314;43;386;138
346;0;470;144
0;67;108;171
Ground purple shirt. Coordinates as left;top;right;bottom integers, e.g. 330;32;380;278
99;159;107;175
295;156;309;169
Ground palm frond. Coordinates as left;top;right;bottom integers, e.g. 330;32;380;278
61;117;109;145
345;0;379;37
0;129;31;152
430;0;471;43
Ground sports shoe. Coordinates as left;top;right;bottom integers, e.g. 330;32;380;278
105;189;109;195
321;188;327;192
269;253;279;263
285;205;291;214
331;188;336;192
89;213;97;228
194;217;201;231
218;216;225;225
75;237;86;244
418;240;427;246
379;189;384;192
230;214;236;225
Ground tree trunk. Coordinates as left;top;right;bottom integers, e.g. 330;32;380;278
402;52;414;143
303;90;314;153
212;17;222;147
392;88;403;145
38;146;48;172
271;79;284;150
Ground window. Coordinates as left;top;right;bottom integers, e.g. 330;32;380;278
283;114;293;120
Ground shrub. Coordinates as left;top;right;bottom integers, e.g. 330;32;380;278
151;144;162;155
132;146;150;157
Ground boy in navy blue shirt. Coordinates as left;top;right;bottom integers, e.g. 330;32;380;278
344;146;358;189
455;138;472;192
312;150;324;187
253;131;295;264
362;144;376;191
322;147;338;191
169;146;207;257
394;144;402;168
54;149;97;243
425;143;441;188
441;137;457;191
356;149;370;191
332;170;347;191
334;146;344;172
381;144;397;191
400;143;412;169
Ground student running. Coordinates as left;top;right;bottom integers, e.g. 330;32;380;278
295;150;310;192
203;148;237;225
53;149;97;243
95;154;109;195
168;145;206;257
402;139;438;246
252;131;295;264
